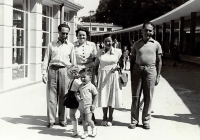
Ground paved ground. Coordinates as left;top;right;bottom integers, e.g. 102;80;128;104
0;59;200;140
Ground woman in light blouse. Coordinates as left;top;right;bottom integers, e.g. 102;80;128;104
73;27;97;124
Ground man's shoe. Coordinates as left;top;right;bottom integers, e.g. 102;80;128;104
128;123;137;129
143;124;150;129
59;122;67;127
47;123;54;128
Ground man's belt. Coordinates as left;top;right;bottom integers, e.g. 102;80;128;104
50;65;66;69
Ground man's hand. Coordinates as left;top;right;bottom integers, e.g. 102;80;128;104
90;105;95;112
155;75;160;86
42;74;48;84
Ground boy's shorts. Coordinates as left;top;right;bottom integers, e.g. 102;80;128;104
78;102;93;114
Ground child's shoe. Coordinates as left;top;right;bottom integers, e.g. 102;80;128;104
91;127;97;137
81;132;88;139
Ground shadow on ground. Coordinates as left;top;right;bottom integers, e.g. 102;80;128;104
161;59;200;126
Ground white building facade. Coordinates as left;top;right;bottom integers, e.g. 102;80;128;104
0;0;83;91
78;22;123;34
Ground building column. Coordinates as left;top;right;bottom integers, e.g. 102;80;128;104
29;0;42;81
155;25;159;40
162;23;166;52
68;11;77;43
190;12;196;55
0;0;13;90
52;5;60;41
179;17;184;54
170;20;175;51
60;4;64;24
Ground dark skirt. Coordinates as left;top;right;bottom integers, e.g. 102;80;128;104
63;90;79;109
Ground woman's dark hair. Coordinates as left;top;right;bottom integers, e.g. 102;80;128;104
75;27;90;37
103;34;112;40
58;23;70;31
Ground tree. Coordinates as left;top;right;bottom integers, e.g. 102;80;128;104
95;0;189;28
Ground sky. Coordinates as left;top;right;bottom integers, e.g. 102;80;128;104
76;0;100;17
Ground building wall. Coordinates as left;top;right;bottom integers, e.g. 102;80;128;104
0;0;81;91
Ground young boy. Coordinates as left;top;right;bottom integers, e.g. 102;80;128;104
76;68;98;139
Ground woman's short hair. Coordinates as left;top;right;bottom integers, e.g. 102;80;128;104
58;23;70;31
75;27;90;37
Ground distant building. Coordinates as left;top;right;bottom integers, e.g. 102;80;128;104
78;22;123;33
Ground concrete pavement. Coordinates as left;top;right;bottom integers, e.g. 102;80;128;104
0;59;200;140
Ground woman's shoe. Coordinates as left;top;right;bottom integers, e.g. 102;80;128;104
71;132;79;137
81;133;88;139
101;120;107;126
107;117;113;126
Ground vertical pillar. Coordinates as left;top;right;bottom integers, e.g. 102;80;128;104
30;0;42;81
190;12;196;54
60;3;64;24
179;17;184;54
170;20;174;51
162;23;166;52
155;25;159;40
0;0;13;89
68;11;77;42
52;5;60;41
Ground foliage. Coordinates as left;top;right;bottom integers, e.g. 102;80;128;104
94;0;189;28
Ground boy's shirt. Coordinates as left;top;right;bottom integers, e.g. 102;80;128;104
78;82;98;108
68;79;82;92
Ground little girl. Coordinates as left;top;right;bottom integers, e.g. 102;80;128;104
63;66;81;137
76;68;98;139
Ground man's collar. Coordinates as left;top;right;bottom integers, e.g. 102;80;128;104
139;37;154;43
57;38;68;44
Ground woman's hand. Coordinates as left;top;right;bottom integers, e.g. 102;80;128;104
90;105;96;112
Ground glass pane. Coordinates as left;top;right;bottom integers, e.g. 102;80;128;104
42;33;49;46
12;48;24;64
12;65;24;80
13;0;25;10
12;29;24;46
42;48;47;61
42;5;50;17
13;10;24;28
42;17;49;31
50;7;52;17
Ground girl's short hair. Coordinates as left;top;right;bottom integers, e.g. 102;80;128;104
75;27;90;37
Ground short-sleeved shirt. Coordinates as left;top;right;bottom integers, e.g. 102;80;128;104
78;82;98;108
73;41;97;65
132;38;162;65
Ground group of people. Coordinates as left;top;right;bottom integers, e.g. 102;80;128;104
42;20;162;139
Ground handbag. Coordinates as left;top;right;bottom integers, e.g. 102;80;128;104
118;69;128;87
63;79;79;109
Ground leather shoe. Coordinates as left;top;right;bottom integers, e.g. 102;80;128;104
47;123;54;128
143;124;150;129
59;122;67;127
128;123;138;129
